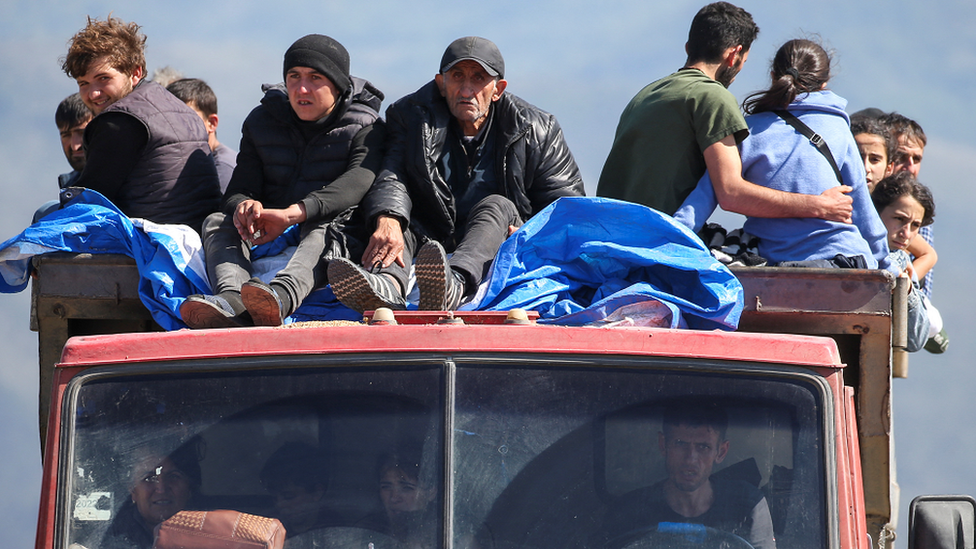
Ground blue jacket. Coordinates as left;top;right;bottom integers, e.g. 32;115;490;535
675;90;891;270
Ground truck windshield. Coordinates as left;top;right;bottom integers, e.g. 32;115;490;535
62;357;826;549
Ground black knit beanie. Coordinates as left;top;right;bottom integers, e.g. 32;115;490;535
283;34;351;95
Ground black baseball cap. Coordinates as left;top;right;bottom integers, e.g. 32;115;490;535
440;36;504;79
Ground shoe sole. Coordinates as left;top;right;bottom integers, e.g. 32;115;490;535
180;298;243;329
242;282;283;327
416;242;449;311
329;259;405;313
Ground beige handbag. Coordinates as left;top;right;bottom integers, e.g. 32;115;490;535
154;510;286;549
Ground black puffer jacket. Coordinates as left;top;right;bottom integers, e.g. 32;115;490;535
363;81;584;242
222;77;385;224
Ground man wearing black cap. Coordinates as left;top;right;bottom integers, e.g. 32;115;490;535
328;36;584;312
180;34;386;328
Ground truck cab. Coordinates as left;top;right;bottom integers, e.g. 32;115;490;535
41;316;858;549
30;257;972;549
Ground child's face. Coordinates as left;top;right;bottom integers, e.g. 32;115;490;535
880;195;925;251
855;133;893;192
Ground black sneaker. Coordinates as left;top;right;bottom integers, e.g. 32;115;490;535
242;278;285;326
415;241;465;311
180;294;247;329
924;327;949;354
328;258;407;313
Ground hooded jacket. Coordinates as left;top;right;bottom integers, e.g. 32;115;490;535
363;80;583;242
675;90;890;270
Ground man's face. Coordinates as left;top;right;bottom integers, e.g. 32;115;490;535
659;424;729;493
286;67;339;122
892;135;924;177
435;60;507;136
854;133;893;192
880;194;925;252
715;48;748;88
129;457;192;526
75;57;142;115
59;117;91;172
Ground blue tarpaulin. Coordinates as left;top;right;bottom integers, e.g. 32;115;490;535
467;197;744;330
1;192;742;331
0;189;210;330
0;189;360;329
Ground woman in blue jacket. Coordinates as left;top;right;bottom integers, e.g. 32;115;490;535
675;39;890;271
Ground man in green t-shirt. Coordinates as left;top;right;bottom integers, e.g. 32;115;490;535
597;2;853;223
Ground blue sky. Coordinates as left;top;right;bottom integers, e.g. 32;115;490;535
2;1;974;547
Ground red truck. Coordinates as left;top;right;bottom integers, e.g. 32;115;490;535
29;254;973;549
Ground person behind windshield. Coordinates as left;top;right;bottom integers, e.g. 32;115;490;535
260;441;342;537
101;442;201;549
359;453;437;547
600;402;775;549
674;38;889;271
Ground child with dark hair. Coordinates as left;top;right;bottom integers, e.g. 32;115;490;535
850;114;895;192
260;441;341;536
872;172;947;353
358;452;438;546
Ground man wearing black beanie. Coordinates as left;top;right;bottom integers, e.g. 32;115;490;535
282;34;352;98
181;34;386;328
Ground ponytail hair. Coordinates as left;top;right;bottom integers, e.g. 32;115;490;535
743;38;832;115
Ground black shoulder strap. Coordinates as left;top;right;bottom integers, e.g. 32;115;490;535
773;110;844;185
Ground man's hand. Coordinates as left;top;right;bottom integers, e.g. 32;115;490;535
234;201;306;246
234;199;264;243
246;209;291;246
816;185;853;224
363;215;406;268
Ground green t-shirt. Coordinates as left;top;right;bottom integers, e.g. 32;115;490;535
597;68;748;215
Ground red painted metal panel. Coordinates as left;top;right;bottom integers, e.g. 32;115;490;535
56;323;843;370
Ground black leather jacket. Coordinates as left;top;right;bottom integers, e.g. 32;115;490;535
363;81;584;242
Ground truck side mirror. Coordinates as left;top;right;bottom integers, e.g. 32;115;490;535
909;495;976;549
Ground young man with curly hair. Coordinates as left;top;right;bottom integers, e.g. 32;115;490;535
61;16;220;231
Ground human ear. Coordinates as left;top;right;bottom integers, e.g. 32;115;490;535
715;440;730;463
492;79;508;101
434;74;446;97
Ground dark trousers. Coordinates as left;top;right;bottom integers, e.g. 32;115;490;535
381;194;521;294
202;212;330;309
775;254;869;269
